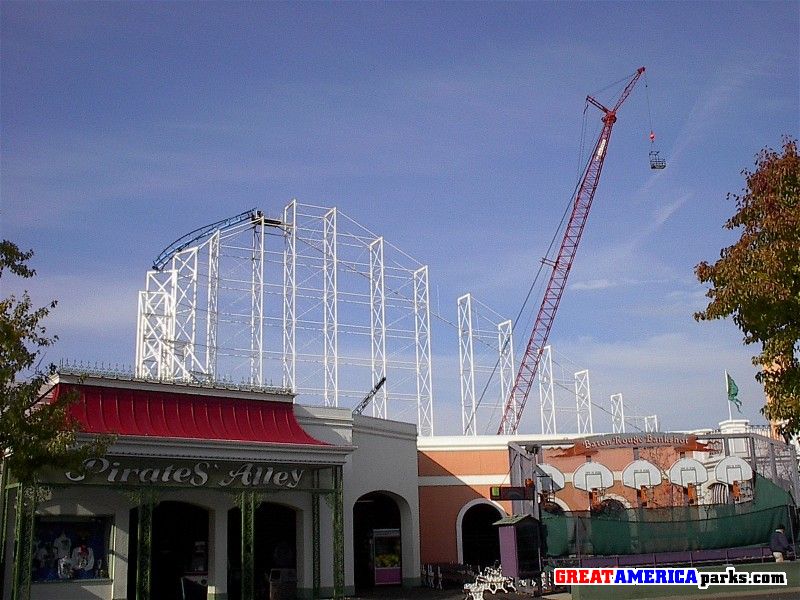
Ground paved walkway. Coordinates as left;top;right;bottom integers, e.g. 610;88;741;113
352;587;565;600
350;587;798;600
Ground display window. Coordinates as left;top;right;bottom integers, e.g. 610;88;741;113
372;528;401;585
32;515;112;582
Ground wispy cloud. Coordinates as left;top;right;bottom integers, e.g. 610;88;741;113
624;191;694;250
4;273;139;335
552;328;763;432
631;288;709;319
571;278;617;291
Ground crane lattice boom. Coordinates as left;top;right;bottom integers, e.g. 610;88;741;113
498;67;645;435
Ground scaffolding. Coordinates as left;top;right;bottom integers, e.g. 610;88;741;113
135;202;435;434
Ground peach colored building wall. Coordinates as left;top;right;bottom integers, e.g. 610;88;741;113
418;447;512;563
419;449;510;477
417;435;688;565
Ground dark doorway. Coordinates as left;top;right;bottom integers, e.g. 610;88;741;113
128;502;209;600
227;503;297;600
152;502;209;600
592;498;627;519
353;492;401;591
461;503;501;570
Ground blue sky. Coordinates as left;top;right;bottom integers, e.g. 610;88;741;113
2;2;798;434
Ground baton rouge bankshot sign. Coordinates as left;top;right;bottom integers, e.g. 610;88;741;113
63;457;306;489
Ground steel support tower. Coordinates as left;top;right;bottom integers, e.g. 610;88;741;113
414;266;434;436
369;237;388;419
539;345;557;435
575;369;594;434
322;208;339;406
644;415;660;432
457;294;477;435
611;393;626;434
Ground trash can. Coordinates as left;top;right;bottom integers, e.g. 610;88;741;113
269;568;296;600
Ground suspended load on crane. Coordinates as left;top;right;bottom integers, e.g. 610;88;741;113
649;150;666;170
648;131;666;169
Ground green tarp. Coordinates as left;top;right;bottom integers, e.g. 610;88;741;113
542;475;795;556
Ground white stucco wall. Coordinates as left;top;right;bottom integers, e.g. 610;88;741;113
346;415;420;587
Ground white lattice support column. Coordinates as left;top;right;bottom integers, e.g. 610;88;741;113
135;291;148;377
136;290;168;379
170;247;199;381
611;393;626;433
413;266;434;436
323;208;339;406
497;320;515;428
457;294;477;436
538;345;556;435
369;237;388;418
575;369;594;434
250;215;265;385
644;415;659;432
135;270;177;380
282;200;297;391
205;231;220;381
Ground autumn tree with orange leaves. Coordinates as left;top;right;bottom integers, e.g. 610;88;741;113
695;138;800;436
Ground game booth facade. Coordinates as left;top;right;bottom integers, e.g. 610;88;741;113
418;425;799;580
1;371;421;600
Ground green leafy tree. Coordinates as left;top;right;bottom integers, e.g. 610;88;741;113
695;138;800;435
0;240;105;483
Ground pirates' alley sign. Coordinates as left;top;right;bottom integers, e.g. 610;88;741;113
556;433;712;457
55;457;310;490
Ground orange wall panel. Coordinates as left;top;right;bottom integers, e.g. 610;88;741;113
418;449;509;477
418;484;511;564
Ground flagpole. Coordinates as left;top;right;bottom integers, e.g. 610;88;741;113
725;370;732;421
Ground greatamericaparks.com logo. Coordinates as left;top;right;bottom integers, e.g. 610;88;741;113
555;567;787;590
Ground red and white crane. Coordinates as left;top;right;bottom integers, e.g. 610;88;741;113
497;67;646;435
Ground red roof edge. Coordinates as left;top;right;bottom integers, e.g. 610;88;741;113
56;383;329;446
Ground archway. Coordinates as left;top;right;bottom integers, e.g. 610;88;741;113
128;502;209;600
710;482;729;504
541;500;565;515
592;498;628;519
460;503;502;569
227;502;297;600
353;492;401;590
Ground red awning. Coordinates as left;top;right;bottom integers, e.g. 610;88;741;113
58;384;328;446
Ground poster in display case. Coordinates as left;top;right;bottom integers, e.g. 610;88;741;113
32;516;112;582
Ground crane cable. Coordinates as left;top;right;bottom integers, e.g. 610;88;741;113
470;144;599;434
645;71;655;144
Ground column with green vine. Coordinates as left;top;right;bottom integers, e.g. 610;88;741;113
312;471;321;599
240;490;256;600
135;490;156;600
11;482;36;600
332;466;344;599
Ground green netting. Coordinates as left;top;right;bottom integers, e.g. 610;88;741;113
542;475;795;557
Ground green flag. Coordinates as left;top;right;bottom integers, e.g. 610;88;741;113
726;372;742;413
